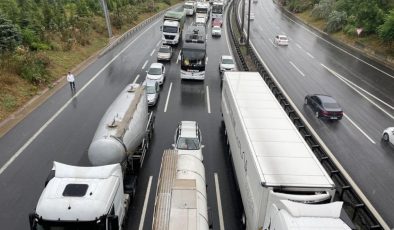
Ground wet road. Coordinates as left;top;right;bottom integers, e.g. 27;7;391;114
239;0;394;227
0;5;243;230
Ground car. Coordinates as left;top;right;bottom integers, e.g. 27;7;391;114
274;35;289;46
382;127;394;145
212;18;223;28
146;63;165;85
157;45;172;61
219;55;236;73
304;94;343;120
211;26;222;37
172;121;204;160
145;80;160;106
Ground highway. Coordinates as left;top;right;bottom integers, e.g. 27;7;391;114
240;0;394;227
0;4;245;230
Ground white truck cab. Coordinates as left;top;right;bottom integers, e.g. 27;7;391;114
29;162;132;230
162;20;181;45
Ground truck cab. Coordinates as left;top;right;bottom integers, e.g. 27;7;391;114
162;20;181;45
29;162;130;230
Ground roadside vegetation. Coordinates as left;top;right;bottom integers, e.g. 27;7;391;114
0;0;180;122
282;0;394;58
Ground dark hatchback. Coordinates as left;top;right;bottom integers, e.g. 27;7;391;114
304;94;343;120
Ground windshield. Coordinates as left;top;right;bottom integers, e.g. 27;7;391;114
163;26;178;33
159;47;171;53
182;49;205;60
146;85;156;94
196;8;208;13
34;219;105;230
212;6;223;14
323;102;340;109
184;4;193;9
148;67;162;75
176;137;200;150
222;58;234;64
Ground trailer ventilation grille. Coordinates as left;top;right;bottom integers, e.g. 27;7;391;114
63;184;89;197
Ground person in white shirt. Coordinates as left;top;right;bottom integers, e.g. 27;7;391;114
67;71;75;91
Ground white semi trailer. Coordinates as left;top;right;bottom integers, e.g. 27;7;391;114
221;72;352;230
152;149;210;230
29;84;154;230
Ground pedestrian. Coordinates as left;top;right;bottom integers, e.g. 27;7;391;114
67;71;76;91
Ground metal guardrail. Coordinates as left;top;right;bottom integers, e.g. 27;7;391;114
227;0;385;229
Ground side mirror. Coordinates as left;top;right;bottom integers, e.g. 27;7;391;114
172;144;175;148
107;215;119;230
201;145;205;149
29;213;37;230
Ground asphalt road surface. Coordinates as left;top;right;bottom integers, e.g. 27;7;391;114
239;0;394;227
0;5;243;230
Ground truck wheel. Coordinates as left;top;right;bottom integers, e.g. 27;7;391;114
383;133;389;142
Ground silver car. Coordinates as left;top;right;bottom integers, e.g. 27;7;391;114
145;80;160;106
382;127;394;145
219;55;236;73
157;45;172;61
211;26;222;37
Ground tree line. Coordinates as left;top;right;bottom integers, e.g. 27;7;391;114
0;0;165;85
284;0;394;43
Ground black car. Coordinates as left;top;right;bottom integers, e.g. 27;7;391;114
304;94;343;120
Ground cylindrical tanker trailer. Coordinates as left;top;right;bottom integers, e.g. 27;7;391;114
88;83;154;170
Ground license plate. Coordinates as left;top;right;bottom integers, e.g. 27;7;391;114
331;117;337;119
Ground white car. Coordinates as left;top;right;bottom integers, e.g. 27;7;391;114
173;121;204;161
157;45;172;61
274;35;289;46
146;63;165;85
145;80;160;106
219;55;236;73
382;127;394;145
211;26;222;37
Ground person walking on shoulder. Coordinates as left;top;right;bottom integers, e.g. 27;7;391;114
67;71;76;91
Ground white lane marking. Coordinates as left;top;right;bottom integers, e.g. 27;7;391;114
289;61;305;77
0;19;162;175
150;49;155;56
156;40;161;47
269;38;276;46
321;64;394;120
280;12;394;79
133;74;140;84
214;173;225;230
306;52;314;59
164;82;173;112
206;86;211;114
142;60;149;70
248;35;390;230
176;51;181;64
138;176;153;230
344;114;376;144
206;56;209;65
296;43;302;49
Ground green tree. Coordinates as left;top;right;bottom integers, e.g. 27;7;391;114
311;0;335;20
0;0;20;22
326;10;347;32
378;9;394;42
0;13;21;53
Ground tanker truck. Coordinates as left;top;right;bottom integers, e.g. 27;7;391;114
29;83;154;230
221;72;353;230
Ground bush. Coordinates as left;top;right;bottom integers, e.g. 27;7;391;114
19;53;51;85
287;0;313;13
326;11;347;33
378;10;394;42
311;0;335;20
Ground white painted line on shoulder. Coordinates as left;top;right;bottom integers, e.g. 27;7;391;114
150;49;155;56
296;43;302;49
214;173;225;230
206;56;209;65
156;40;161;47
133;74;140;84
321;64;394;120
142;60;149;70
306;52;314;59
344;114;376;144
289;61;305;77
0;19;161;175
164;82;173;112
138;176;153;230
206;86;211;114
